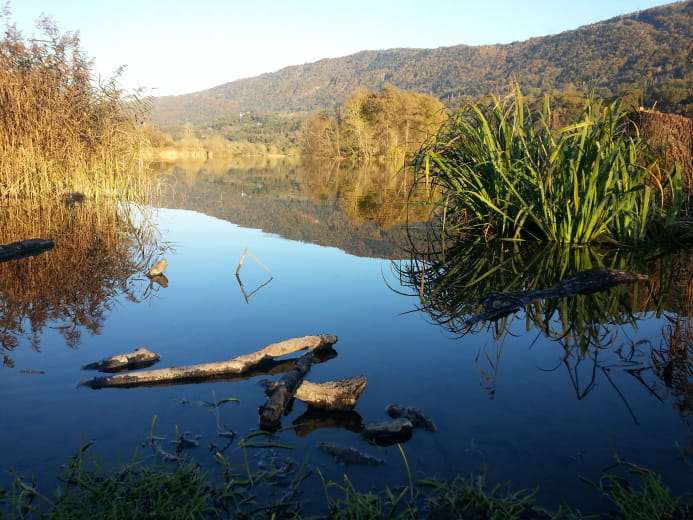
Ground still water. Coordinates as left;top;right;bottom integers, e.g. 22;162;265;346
1;158;691;514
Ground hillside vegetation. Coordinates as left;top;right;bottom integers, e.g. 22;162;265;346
152;1;692;127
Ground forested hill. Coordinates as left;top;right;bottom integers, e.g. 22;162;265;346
152;1;692;126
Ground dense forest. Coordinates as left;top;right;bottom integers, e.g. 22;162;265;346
152;1;691;131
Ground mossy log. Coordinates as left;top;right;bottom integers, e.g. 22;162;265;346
260;351;314;430
80;334;338;389
0;239;54;263
81;348;160;373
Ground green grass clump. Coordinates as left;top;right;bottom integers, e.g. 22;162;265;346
1;443;214;520
413;85;684;245
2;441;692;519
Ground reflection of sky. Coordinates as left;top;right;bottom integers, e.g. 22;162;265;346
1;207;690;514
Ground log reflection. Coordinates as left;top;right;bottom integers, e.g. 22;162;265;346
0;201;166;364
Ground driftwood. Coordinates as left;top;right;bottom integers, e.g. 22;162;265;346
81;349;337;389
295;376;367;411
81;348;161;373
259;375;367;411
260;351;314;430
80;334;338;389
147;258;168;277
0;239;54;263
467;267;648;326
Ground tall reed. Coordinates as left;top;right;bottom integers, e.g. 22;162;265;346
413;85;684;245
0;11;153;202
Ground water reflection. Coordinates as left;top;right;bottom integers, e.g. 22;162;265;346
152;157;431;258
0;201;167;365
396;233;693;437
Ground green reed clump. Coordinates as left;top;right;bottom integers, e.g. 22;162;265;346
0;10;152;202
413;86;684;245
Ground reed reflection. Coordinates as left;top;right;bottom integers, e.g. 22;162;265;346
396;231;693;433
0;200;167;365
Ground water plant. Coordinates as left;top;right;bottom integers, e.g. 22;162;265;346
412;85;685;245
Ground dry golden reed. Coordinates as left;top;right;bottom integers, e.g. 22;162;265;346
0;10;153;202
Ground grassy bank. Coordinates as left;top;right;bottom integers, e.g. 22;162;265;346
0;13;153;203
1;436;690;520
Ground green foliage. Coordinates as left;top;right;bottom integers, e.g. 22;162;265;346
586;457;693;520
1;438;691;519
320;473;416;520
412;86;684;245
420;474;548;520
0;443;214;520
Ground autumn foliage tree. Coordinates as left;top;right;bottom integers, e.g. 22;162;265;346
300;85;447;163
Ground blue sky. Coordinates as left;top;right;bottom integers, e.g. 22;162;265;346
5;0;674;96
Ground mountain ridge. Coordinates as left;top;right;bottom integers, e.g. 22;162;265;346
152;1;692;126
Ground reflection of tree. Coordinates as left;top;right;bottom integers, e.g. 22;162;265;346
395;230;693;430
298;159;433;229
0;201;166;365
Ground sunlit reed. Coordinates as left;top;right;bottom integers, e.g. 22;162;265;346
0;12;154;203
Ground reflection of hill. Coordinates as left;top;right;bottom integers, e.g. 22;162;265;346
154;158;419;259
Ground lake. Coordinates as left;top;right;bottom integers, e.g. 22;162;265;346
1;157;691;515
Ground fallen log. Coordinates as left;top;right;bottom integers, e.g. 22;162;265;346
467;267;648;326
79;334;338;389
260;351;314;430
81;348;161;373
295;376;367;411
0;239;54;263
